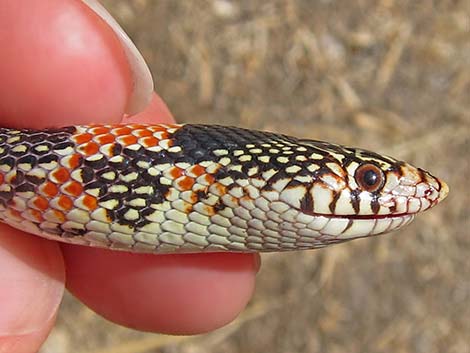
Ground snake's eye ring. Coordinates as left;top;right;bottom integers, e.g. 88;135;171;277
355;163;385;192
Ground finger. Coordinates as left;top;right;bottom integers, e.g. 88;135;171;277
63;247;259;334
0;0;136;350
0;0;133;128
0;225;64;352
122;93;175;124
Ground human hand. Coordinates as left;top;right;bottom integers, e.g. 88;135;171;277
0;1;259;351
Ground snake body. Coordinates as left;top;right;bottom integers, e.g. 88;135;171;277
0;124;448;253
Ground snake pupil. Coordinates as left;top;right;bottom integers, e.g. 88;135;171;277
354;163;385;192
363;169;378;186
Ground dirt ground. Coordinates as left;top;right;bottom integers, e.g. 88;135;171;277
40;1;469;352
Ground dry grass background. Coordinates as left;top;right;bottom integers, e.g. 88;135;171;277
40;1;469;352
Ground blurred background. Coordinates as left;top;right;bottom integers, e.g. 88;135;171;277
41;1;469;352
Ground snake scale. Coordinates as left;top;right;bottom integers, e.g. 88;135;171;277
0;124;448;253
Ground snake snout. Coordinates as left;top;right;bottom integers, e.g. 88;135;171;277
412;169;449;212
437;180;449;203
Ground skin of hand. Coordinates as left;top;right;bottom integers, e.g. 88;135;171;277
0;1;259;351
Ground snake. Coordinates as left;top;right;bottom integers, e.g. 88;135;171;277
0;123;448;253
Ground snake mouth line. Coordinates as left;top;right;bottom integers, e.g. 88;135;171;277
299;210;415;220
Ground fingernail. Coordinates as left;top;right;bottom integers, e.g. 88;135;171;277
0;228;64;336
81;0;154;115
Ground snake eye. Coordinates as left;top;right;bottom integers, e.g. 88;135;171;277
355;163;385;192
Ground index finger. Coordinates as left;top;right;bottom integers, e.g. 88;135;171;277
0;0;133;128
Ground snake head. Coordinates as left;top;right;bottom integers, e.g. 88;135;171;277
308;150;449;217
275;143;449;245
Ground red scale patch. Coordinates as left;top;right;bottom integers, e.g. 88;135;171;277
52;210;66;222
95;134;115;145
186;165;205;178
57;195;73;211
73;133;93;144
77;141;100;156
148;125;167;132
32;196;49;211
203;174;215;185
82;195;98;211
176;176;195;191
169;167;184;179
213;182;227;196
89;127;110;135
40;182;59;197
66;154;82;169
62;181;84;197
158;132;169;140
50;167;70;183
112;127;132;136
140;136;159;147
116;135;138;146
133;129;153;137
26;209;44;222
